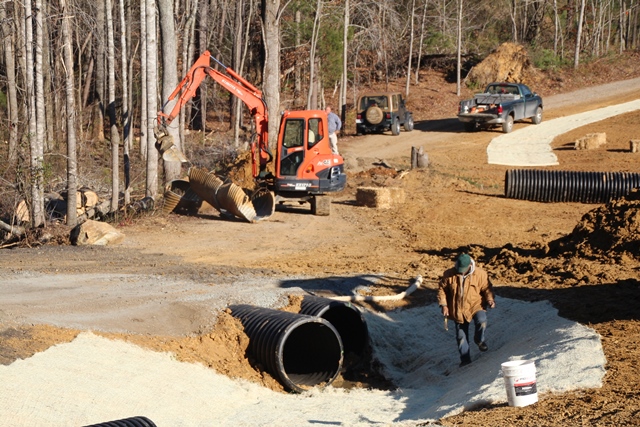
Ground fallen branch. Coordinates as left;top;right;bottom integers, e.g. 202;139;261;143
0;219;25;238
328;275;424;302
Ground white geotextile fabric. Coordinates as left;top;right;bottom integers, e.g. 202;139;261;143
0;296;605;427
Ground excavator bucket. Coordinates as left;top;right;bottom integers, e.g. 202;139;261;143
187;167;275;222
154;127;188;163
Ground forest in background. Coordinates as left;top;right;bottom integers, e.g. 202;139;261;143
0;0;639;237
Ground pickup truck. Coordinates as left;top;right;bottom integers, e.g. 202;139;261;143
457;83;543;133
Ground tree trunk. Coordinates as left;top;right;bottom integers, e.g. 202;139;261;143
140;0;148;160
574;0;586;68
61;0;78;227
405;0;415;97
95;0;106;142
414;0;428;84
119;0;131;205
106;0;121;212
145;0;159;198
232;0;244;146
456;0;463;96
32;0;46;227
158;0;181;183
306;0;322;110
341;0;349;131
262;0;283;153
0;3;19;164
181;0;199;146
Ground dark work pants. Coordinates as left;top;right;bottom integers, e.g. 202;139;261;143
455;310;487;363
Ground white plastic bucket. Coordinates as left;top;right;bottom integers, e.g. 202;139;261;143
501;359;538;407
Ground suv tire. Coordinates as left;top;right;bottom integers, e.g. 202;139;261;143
391;117;401;135
365;106;384;125
403;113;414;132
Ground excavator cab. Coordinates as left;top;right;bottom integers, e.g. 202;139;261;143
274;110;346;202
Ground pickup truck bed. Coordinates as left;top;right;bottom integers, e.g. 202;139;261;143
457;83;543;133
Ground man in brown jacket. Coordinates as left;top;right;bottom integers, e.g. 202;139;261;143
438;253;495;367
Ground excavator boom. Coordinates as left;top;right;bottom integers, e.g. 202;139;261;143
157;51;270;178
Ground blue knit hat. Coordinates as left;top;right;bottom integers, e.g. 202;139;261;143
456;253;471;274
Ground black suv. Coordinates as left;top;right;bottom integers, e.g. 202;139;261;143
356;92;414;136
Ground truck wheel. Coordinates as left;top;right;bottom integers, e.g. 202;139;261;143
532;106;543;124
403;114;414;132
310;196;331;216
391;118;401;135
502;115;514;133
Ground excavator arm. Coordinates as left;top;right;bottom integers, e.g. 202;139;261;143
155;51;271;178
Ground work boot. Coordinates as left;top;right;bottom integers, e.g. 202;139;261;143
477;342;488;352
459;359;472;367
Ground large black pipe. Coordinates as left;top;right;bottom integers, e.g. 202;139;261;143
505;169;640;203
229;305;343;392
83;416;157;427
299;296;369;359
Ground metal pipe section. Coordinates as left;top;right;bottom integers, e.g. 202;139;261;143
229;305;343;393
299;296;369;359
82;416;157;427
188;167;275;222
505;169;640;203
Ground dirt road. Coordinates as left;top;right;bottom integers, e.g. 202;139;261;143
1;75;640;426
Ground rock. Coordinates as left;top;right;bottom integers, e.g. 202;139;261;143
70;220;125;246
630;139;640;153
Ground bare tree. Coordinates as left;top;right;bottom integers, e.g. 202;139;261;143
95;1;106;142
574;0;586;68
145;0;159;198
406;0;416;97
158;0;182;183
456;0;463;96
61;0;78;227
30;0;46;227
306;0;323;110
119;0;131;205
341;0;349;129
106;0;121;212
0;2;19;164
414;0;428;84
140;0;148;160
262;0;286;151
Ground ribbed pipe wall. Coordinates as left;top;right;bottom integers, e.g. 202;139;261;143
83;416;157;427
299;296;369;359
505;169;640;203
229;305;343;392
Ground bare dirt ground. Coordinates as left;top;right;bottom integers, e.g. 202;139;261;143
2;52;640;426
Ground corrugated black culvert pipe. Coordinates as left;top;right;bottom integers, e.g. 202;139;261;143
505;169;640;203
229;304;343;393
82;416;157;427
299;296;369;359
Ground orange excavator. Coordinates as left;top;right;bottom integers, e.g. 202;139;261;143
154;51;347;220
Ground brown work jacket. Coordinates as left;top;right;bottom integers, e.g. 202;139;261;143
437;265;494;324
